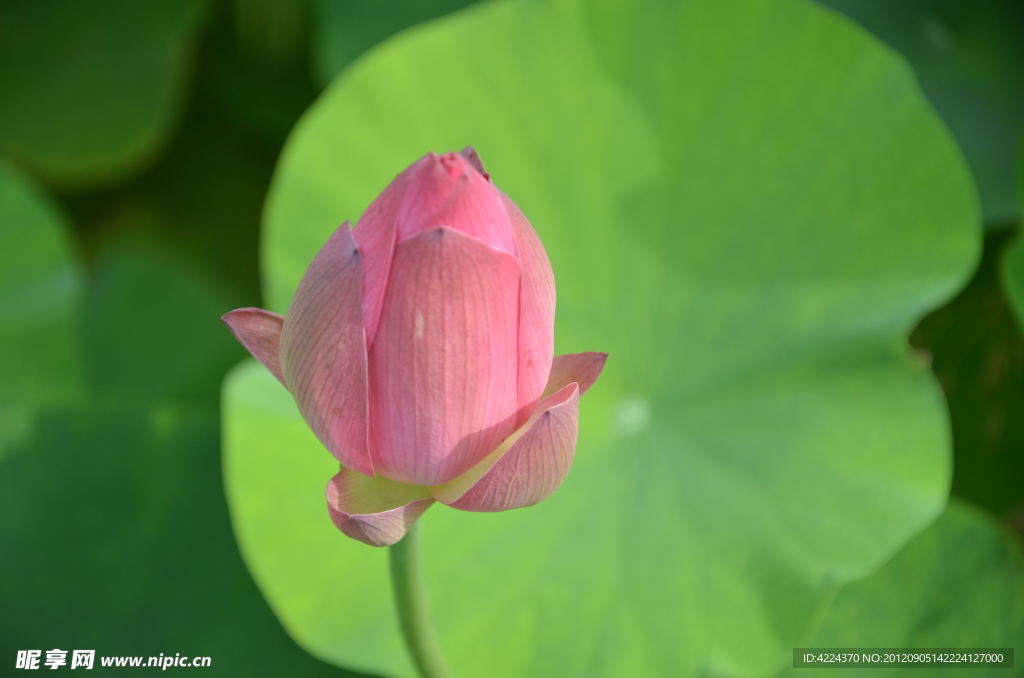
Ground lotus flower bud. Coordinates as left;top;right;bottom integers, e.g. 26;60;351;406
223;148;606;546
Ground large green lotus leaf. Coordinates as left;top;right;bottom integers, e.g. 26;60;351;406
816;0;1024;226
228;0;978;676
777;499;1024;678
0;0;208;188
0;162;80;454
310;0;479;87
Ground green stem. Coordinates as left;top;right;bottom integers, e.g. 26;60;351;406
389;522;452;678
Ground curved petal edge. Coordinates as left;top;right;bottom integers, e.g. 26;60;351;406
326;468;434;547
353;160;420;346
543;352;608;399
221;308;286;387
437;382;580;512
500;190;556;428
280;221;374;476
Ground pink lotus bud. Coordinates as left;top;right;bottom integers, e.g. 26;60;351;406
223;148;606;546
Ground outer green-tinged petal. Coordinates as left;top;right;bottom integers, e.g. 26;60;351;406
222;308;286;387
326;467;434;547
280;221;373;476
542;352;608;399
368;227;522;486
433;382;579;512
430;346;605;505
501;191;556;427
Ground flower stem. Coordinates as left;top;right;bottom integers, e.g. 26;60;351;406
389;522;452;678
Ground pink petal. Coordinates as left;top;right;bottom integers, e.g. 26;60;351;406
416;170;516;255
353;156;422;346
396;152;467;242
280;222;374;476
435;382;580;512
368;226;522;486
499;191;556;428
542;352;608;398
326;467;434;547
221;308;286;387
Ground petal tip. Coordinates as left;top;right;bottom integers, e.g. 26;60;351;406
221;307;287;387
542;352;608;399
458;145;490;180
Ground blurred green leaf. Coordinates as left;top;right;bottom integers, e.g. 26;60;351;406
777;499;1024;678
0;0;209;189
816;0;1024;226
80;240;246;408
226;0;979;675
1004;236;1024;330
912;233;1024;516
233;0;309;67
0;162;80;455
310;0;479;87
0;402;367;677
200;13;317;150
71;107;278;305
